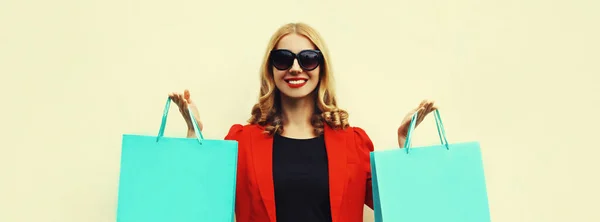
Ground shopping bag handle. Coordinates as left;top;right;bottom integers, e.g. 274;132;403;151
403;109;449;153
156;97;204;143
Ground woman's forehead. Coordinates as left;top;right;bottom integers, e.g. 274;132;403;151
275;33;316;52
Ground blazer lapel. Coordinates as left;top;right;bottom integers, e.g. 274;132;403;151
324;124;348;222
250;126;277;222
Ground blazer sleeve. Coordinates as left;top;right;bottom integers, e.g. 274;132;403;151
223;124;245;220
352;126;375;209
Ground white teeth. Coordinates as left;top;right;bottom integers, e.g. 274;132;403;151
288;80;307;84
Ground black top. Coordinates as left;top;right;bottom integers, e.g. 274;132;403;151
272;133;332;222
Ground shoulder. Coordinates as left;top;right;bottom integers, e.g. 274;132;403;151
333;126;374;168
347;126;374;152
224;123;264;141
326;125;374;152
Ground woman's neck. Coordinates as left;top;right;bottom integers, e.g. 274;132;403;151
279;93;316;138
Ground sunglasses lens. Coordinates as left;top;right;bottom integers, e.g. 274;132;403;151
298;51;320;70
271;50;294;70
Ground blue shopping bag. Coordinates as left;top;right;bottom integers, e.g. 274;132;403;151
370;110;490;222
116;98;238;222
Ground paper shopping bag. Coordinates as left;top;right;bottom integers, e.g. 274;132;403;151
116;98;238;222
370;110;491;222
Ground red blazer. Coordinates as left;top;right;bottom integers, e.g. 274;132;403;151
224;123;375;222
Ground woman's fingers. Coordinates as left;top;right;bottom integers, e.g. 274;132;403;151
418;101;438;125
424;101;433;113
184;89;192;103
415;107;426;124
169;92;191;115
170;92;181;102
171;92;187;105
420;100;435;114
430;105;438;112
400;100;438;133
429;102;438;114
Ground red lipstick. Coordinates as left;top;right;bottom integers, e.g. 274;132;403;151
284;78;308;88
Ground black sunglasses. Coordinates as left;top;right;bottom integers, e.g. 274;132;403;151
269;49;323;71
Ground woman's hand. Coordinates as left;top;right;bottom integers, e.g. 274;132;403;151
397;100;437;147
168;89;203;136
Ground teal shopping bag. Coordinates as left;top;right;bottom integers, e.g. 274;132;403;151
116;98;238;222
370;110;490;222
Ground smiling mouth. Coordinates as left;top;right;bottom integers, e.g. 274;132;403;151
284;78;308;88
285;79;307;84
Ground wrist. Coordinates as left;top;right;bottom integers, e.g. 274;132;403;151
397;135;407;148
186;129;196;138
397;126;407;136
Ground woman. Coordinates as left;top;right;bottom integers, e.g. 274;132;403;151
169;23;436;222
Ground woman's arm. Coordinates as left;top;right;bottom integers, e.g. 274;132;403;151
352;127;375;209
397;135;407;148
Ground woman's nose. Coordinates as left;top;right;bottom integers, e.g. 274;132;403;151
289;59;302;74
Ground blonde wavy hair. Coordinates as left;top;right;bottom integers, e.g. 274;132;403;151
247;22;349;136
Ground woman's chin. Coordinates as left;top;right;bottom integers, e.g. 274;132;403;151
279;90;314;100
282;93;311;100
